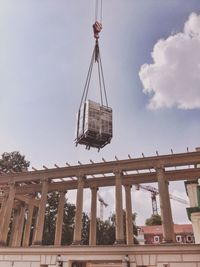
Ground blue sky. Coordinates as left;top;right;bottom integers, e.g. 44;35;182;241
1;0;200;224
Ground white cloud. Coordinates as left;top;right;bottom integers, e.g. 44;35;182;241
139;12;200;109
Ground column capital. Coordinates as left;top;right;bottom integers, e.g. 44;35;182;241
113;169;123;177
155;165;165;172
124;184;132;189
90;186;99;191
59;190;67;194
24;203;29;209
185;180;198;186
8;181;15;187
40;178;49;183
19;202;26;208
77;176;86;186
77;175;86;180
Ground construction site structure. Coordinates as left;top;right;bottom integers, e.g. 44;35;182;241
98;193;108;220
136;184;189;215
0;149;200;267
75;0;112;151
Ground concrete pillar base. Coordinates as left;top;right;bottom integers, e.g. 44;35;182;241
162;239;174;243
191;212;200;244
32;241;42;246
71;240;82;245
0;241;6;247
114;239;125;245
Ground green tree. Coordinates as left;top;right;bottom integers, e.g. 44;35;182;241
43;191;77;245
0;151;30;245
145;214;162;226
0;151;30;173
96;217;115;245
81;213;90;245
43;191;59;245
96;211;138;245
62;201;76;245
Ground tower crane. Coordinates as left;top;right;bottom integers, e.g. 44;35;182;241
98;193;108;221
135;184;189;215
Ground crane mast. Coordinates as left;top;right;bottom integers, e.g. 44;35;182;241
98;193;108;221
136;184;189;215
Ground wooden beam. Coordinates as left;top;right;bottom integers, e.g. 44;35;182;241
0;151;199;184
14;168;200;194
15;195;40;207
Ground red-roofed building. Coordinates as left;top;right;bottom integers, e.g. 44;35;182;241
137;224;194;244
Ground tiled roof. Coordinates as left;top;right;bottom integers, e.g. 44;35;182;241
139;224;193;235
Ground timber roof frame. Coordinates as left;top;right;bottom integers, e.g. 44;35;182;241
0;151;199;188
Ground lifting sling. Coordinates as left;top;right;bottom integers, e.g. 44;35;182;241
75;0;113;151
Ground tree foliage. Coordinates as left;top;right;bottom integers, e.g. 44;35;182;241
96;217;115;245
43;191;76;245
0;151;30;173
145;214;162;226
43;192;138;245
43;192;91;245
107;211;138;244
0;151;30;245
81;213;90;245
62;199;76;245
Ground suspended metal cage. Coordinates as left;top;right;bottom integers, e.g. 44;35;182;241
75;39;113;150
75;100;112;150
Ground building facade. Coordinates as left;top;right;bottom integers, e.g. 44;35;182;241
138;224;194;245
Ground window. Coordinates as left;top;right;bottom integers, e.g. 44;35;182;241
186;235;193;243
72;262;86;267
176;235;182;242
154;235;160;243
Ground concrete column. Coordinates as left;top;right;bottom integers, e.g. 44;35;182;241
0;183;16;246
185;180;200;244
9;208;19;246
10;204;26;247
54;191;66;246
73;176;85;245
89;187;98;246
17;204;26;247
33;179;48;245
114;171;125;245
124;184;133;245
22;203;34;247
186;182;199;207
0;195;8;242
31;207;38;245
157;167;175;243
0;196;7;225
191;212;200;244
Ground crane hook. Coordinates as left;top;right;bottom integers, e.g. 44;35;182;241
93;21;102;40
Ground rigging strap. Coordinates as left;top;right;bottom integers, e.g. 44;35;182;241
79;40;108;109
